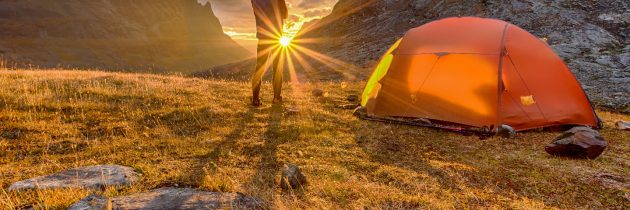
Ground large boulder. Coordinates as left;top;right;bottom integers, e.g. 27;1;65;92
545;127;607;159
280;164;307;190
9;165;139;191
68;188;262;210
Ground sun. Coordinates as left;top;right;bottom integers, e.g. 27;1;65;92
279;36;292;47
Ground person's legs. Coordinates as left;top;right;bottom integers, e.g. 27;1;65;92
251;41;271;106
272;47;283;103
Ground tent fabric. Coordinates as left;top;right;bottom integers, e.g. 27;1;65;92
361;38;402;107
361;17;599;132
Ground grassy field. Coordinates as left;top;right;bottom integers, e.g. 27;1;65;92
0;70;628;209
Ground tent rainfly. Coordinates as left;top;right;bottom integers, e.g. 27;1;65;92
360;17;601;134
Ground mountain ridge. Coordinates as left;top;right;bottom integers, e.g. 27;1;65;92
0;0;250;73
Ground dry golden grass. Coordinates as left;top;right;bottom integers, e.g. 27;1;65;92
0;70;628;209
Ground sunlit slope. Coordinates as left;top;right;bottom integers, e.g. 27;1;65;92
0;1;250;73
1;70;628;209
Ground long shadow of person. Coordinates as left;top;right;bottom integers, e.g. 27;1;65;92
172;104;258;188
241;102;302;205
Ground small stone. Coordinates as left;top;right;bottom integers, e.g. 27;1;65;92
340;82;348;89
311;89;328;97
410;118;431;125
346;95;359;103
336;104;358;109
68;188;261;209
284;107;300;115
297;151;304;157
545;127;607;159
497;124;516;139
9;165;139;191
615;121;630;130
280;164;307;190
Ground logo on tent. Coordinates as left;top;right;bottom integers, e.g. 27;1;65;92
520;95;536;106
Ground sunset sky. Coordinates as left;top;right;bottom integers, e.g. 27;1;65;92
199;0;338;52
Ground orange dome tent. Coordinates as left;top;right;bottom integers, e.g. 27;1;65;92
360;17;600;133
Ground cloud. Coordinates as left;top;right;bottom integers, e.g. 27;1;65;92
303;8;332;17
208;0;337;50
206;0;338;51
297;0;337;8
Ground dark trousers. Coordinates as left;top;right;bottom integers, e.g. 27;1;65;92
251;39;283;101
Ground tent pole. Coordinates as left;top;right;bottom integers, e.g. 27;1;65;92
496;24;510;132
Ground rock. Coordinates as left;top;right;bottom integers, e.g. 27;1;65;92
336;104;358;109
410;117;431;125
8;165;139;191
346;94;359;103
68;194;111;210
497;124;516;139
68;188;262;209
545;127;607;159
311;89;328;97
284;107;301;116
280;164;307;190
615;121;630;130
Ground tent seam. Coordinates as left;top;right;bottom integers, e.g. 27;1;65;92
506;55;550;124
496;23;510;129
403;56;441;114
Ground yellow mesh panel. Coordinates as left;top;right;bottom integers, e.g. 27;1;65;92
361;38;403;106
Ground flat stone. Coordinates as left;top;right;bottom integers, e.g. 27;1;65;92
284;107;301;116
336;104;358;109
9;165;139;191
68;188;262;210
592;172;630;191
615;121;630;130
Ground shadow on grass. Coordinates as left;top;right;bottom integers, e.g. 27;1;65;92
170;97;300;207
240;103;302;205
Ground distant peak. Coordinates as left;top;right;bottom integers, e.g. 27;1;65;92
197;0;209;6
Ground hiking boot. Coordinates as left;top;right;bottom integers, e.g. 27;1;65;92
273;97;283;104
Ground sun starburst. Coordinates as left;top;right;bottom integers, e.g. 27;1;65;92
279;36;292;47
253;0;378;87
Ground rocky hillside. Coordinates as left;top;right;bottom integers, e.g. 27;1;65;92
301;0;629;112
0;0;250;73
201;0;628;112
